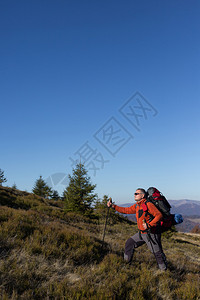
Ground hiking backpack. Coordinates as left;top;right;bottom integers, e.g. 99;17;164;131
143;187;183;232
147;187;171;217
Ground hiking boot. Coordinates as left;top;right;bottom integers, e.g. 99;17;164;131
158;263;167;271
124;253;133;264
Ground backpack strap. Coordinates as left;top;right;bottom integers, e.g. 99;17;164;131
142;200;154;221
137;201;150;233
141;202;148;212
139;201;156;244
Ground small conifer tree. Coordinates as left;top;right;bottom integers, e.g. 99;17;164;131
12;183;17;189
51;190;60;201
32;176;52;198
95;195;117;221
0;169;7;186
95;195;109;210
64;163;97;214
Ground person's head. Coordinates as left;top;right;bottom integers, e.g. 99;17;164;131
134;188;146;202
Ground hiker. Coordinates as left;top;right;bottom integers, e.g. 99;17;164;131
107;188;167;271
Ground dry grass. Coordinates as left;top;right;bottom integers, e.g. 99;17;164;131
0;187;200;299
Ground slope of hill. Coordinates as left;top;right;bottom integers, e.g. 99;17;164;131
0;186;199;299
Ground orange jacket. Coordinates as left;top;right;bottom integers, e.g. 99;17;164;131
113;199;163;233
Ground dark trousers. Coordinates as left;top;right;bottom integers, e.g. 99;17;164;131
124;232;167;270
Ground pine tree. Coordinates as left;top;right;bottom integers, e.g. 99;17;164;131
51;190;60;201
32;176;52;198
12;183;17;189
0;169;7;186
94;195;116;220
64;163;97;214
95;195;109;210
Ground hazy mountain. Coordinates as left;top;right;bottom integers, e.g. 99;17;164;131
168;199;200;206
169;200;200;216
175;217;200;233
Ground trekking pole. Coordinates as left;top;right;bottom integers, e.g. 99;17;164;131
102;197;112;244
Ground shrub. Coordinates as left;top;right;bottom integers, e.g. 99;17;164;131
190;224;200;234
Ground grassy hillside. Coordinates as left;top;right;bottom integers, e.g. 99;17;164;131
0;187;199;300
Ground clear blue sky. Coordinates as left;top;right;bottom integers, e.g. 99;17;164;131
1;0;200;202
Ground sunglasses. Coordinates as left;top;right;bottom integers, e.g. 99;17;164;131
134;192;142;195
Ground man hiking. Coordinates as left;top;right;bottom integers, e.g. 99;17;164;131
107;188;167;271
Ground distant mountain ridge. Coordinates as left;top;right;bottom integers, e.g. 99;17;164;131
169;200;200;216
168;199;200;207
